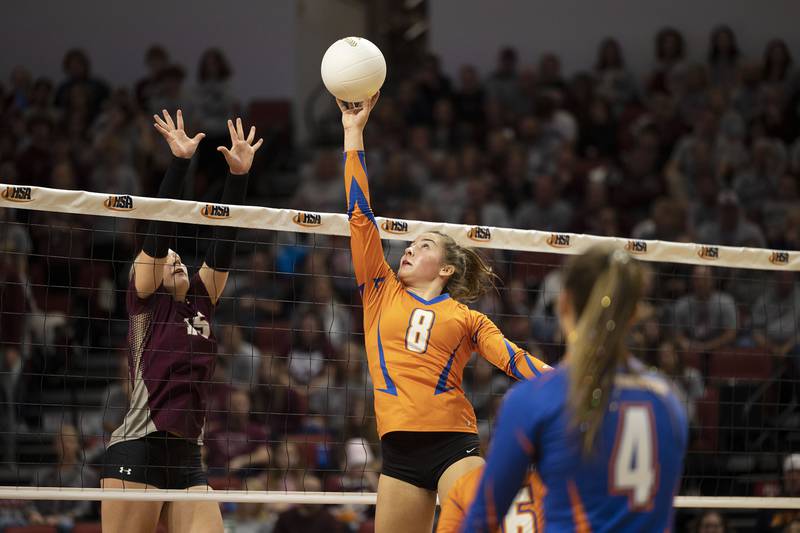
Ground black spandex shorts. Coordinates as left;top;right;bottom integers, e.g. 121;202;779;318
101;431;207;489
380;431;481;491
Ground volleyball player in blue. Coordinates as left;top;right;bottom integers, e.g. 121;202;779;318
462;246;688;532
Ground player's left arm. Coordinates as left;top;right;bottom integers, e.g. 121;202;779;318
199;117;263;305
469;310;550;380
462;383;540;532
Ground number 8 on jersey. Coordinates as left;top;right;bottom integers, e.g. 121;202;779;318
406;309;435;353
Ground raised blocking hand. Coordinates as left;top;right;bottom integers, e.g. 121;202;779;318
153;109;205;159
217;118;264;175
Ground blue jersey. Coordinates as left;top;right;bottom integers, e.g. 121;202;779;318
462;363;688;533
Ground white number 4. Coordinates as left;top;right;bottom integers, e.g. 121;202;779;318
610;404;658;510
405;309;435;353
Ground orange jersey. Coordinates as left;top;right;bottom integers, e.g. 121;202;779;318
437;466;542;533
344;150;550;437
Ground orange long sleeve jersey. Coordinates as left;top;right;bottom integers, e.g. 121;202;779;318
436;466;541;533
344;150;550;438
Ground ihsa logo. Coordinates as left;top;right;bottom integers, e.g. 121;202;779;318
467;226;492;242
625;240;648;254
293;212;322;227
1;186;33;202
381;219;408;234
769;251;789;265
201;204;230;219
104;195;134;211
697;246;719;260
547;233;571;248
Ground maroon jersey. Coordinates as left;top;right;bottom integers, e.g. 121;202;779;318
109;272;217;446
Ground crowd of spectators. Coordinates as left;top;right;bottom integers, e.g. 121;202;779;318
1;24;800;532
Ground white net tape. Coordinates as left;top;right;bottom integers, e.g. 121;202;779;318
2;183;796;271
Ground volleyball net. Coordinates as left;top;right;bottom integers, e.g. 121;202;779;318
1;182;799;520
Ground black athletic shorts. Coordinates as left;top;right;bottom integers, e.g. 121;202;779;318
101;431;207;489
380;431;481;491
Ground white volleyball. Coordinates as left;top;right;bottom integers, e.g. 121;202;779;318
320;37;386;102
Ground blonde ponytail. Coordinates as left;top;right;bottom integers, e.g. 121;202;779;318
564;247;643;456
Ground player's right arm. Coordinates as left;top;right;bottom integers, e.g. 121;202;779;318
133;109;205;299
437;467;482;533
339;94;391;304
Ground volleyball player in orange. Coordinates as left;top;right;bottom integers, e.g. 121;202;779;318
338;93;550;533
437;465;538;533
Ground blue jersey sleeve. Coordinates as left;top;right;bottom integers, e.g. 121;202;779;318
461;380;544;532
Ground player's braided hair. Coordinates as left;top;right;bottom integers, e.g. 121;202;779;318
563;245;643;456
430;231;498;303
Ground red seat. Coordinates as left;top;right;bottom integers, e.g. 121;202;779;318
5;527;57;533
694;386;719;451
709;347;773;382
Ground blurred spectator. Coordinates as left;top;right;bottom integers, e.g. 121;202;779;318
88;137;141;195
223;247;287;327
229;477;278;532
762;39;794;94
292;149;344;213
255;354;306;436
696;189;766;247
147;63;189;116
675;63;711;125
135;45;170;110
454;65;486;133
54;48;109;118
218;324;263;388
762;454;800;531
6;66;32;112
656;339;705;426
694;510;727;533
205;388;270;475
192;47;239;186
327;437;378;529
15;114;54;186
648;27;686;94
273;475;345;533
269;440;308;493
763;173;800;247
305;275;353;352
707;25;741;90
631;197;687;242
672;265;737;353
594;38;638;116
665;109;716;201
24;77;59;123
485;47;525;116
513;174;573;231
688;174;721;232
731;60;764;122
30;424;99;529
538;52;567;93
285;309;337;392
733;138;784;213
752;271;800;354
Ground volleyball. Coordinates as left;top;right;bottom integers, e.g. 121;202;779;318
320;36;386;103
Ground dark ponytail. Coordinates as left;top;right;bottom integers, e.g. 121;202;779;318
431;231;498;303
